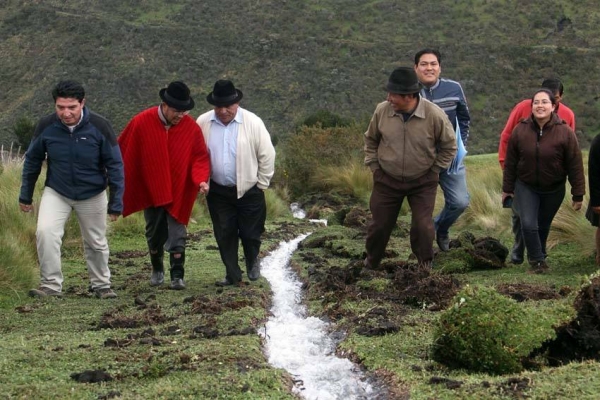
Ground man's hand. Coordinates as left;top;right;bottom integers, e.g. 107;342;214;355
593;206;600;215
199;182;209;195
572;201;583;211
109;214;119;222
19;203;33;213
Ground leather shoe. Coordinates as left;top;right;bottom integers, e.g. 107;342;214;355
248;265;260;281
215;278;234;287
150;270;164;286
436;232;450;252
170;278;186;290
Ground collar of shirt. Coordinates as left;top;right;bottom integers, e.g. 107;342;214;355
157;104;171;127
210;108;244;127
64;107;86;132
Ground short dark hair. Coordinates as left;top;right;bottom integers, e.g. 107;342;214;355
414;48;442;66
52;80;85;103
541;78;564;96
531;88;557;106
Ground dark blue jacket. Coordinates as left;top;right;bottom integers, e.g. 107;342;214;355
420;78;471;147
19;107;124;214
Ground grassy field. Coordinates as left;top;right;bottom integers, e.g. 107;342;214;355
1;153;600;399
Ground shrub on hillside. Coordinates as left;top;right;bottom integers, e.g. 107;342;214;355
297;110;352;130
12;116;35;151
279;124;364;198
431;285;554;375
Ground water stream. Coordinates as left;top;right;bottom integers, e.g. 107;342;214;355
258;233;378;399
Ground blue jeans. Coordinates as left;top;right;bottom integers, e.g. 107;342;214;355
434;163;470;236
513;180;565;263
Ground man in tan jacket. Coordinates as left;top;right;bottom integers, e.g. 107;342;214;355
364;67;456;268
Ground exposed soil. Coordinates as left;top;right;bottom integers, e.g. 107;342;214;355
97;303;172;329
68;197;600;398
289;197;600;381
536;275;600;366
496;283;567;302
70;369;113;383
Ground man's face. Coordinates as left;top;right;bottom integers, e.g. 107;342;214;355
161;103;189;126
415;53;441;87
214;103;239;125
55;97;85;126
387;92;418;114
553;91;563;104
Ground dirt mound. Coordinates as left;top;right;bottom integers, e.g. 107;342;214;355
352;307;402;337
97;304;172;329
496;283;565;302
537;275;600;365
392;264;461;309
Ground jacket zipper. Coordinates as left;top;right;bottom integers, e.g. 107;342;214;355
535;128;542;187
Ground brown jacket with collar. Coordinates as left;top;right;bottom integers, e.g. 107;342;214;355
364;97;456;182
502;113;585;201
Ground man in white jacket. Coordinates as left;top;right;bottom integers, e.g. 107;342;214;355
197;80;276;286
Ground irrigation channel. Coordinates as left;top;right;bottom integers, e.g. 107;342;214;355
258;205;383;399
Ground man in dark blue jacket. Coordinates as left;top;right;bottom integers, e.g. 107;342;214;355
19;80;124;299
415;49;471;251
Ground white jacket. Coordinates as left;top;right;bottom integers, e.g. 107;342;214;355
197;107;275;198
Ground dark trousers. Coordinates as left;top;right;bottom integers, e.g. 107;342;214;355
144;207;187;278
366;169;439;266
513;180;565;263
206;181;266;283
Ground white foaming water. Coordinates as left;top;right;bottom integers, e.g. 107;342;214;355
290;202;328;226
258;234;376;400
290;202;307;219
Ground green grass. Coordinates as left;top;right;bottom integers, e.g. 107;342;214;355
2;153;600;398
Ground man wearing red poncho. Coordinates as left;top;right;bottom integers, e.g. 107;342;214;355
118;81;210;290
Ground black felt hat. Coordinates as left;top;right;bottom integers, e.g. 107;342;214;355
159;81;195;111
385;67;422;94
206;80;243;107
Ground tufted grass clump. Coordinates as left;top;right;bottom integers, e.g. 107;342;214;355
431;285;554;375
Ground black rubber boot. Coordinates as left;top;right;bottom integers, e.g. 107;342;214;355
150;251;165;272
169;252;185;281
149;250;165;286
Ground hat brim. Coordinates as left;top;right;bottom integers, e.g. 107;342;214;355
384;83;422;95
206;89;243;107
159;88;195;111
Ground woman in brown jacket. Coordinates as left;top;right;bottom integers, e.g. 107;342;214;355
502;88;585;273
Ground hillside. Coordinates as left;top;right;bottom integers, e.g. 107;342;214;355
2;0;600;153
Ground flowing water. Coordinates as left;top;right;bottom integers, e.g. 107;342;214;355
258;234;379;399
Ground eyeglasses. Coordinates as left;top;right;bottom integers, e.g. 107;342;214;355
172;109;190;116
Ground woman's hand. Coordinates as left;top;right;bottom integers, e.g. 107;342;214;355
501;192;514;203
572;201;583;211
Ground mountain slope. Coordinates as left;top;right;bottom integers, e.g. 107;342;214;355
1;0;600;153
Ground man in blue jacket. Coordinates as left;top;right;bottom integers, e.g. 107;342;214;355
414;49;471;251
19;80;124;299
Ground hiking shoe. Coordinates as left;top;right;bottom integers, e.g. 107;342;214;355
436;232;450;252
150;270;165;286
170;278;186;290
528;261;549;274
94;288;117;299
29;287;63;298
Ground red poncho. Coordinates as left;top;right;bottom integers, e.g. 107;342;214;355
118;107;210;224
